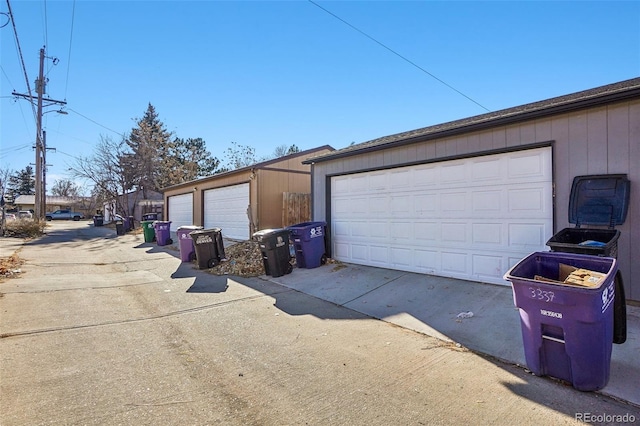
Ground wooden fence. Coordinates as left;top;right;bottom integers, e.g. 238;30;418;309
282;192;310;227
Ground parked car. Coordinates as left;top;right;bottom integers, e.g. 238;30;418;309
17;210;33;219
45;209;85;221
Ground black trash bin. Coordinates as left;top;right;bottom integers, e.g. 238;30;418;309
142;213;158;221
127;216;135;231
93;215;104;227
253;228;292;278
115;217;125;236
190;228;225;269
546;174;630;345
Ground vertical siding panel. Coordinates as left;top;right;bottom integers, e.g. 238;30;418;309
535;120;552;143
479;130;493;151
456;134;469;154
607;103;630;173
369;151;385;169
505;125;520;146
628;101;640;301
567;112;589;178
391;147;409;165
551;115;571;229
449;138;460;156
405;144;418;164
467;133;481;152
586;108;608;174
415;142;430;162
519;123;536;144
606;105;631;296
492;128;506;149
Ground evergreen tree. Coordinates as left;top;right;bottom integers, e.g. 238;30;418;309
169;137;221;183
7;166;35;198
125;103;172;195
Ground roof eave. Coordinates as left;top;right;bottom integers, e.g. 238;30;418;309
303;85;640;164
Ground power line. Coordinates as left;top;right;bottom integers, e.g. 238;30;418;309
0;64;15;88
307;0;490;112
42;0;48;48
0;143;31;155
5;0;38;125
63;0;76;100
67;108;127;138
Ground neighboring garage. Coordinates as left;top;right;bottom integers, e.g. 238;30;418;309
305;78;640;301
162;145;334;239
203;183;250;240
167;193;193;232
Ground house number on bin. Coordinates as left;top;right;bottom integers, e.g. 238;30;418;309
529;287;555;302
310;226;323;238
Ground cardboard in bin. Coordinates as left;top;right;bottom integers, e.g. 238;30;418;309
534;264;607;288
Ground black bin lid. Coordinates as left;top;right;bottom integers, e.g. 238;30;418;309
568;174;630;227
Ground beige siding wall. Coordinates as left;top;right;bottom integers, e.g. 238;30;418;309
164;171;253;228
256;169;311;231
312;99;640;300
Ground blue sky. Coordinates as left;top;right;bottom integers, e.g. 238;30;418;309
1;1;639;193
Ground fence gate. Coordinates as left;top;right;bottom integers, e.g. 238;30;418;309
282;192;310;227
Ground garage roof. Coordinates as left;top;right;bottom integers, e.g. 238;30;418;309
162;145;334;192
303;77;640;164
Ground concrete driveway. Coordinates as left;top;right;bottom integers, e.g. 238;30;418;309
1;221;637;425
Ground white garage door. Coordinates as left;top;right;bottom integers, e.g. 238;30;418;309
331;147;553;285
168;193;194;232
203;183;250;240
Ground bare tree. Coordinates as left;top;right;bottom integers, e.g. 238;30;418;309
0;165;13;203
272;144;300;158
50;179;83;198
69;136;140;217
222;141;259;171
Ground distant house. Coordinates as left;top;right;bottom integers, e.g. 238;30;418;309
103;189;164;223
13;195;93;218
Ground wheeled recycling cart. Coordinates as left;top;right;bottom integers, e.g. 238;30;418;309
504;251;618;391
153;221;173;246
176;226;203;262
141;220;156;243
286;221;327;269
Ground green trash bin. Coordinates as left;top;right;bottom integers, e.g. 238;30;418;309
141;220;156;243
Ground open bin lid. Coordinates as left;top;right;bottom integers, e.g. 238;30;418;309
568;174;630;228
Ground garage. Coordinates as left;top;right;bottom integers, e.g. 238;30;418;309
167;193;193;232
306;79;639;300
203;183;250;240
330;147;553;286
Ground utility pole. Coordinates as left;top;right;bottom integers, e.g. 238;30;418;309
34;47;44;222
12;47;66;222
42;130;47;216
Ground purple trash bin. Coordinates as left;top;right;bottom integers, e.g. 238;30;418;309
153;221;173;246
176;226;202;262
286;221;327;269
504;251;617;391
